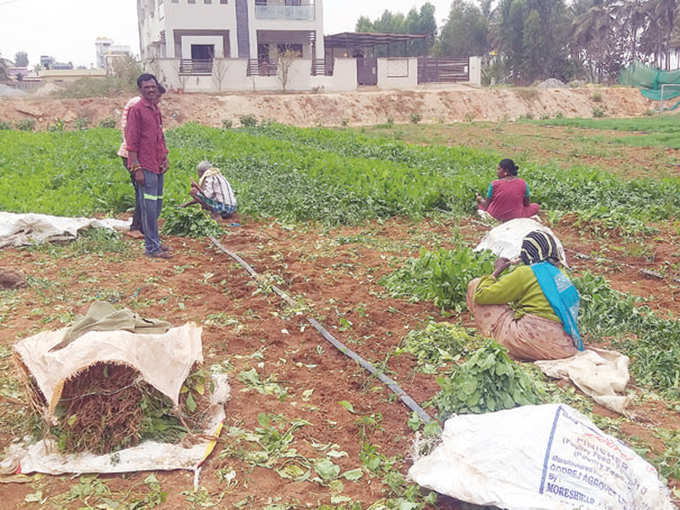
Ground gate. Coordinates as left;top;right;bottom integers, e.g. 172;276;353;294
417;57;470;83
357;57;378;86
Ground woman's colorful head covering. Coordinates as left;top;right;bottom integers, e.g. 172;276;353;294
520;230;559;265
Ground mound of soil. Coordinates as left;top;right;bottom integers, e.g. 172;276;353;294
0;85;656;130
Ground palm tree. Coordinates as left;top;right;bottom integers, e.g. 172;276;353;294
570;1;616;81
651;0;679;69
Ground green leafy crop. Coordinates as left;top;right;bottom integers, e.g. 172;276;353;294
381;246;495;311
2;124;678;230
432;340;545;419
574;272;680;398
160;207;223;238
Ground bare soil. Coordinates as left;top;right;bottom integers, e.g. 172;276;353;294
0;212;678;508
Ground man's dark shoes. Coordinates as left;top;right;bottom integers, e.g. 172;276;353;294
147;250;173;259
124;230;144;240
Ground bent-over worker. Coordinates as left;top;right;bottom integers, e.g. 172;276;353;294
181;160;237;219
466;230;583;361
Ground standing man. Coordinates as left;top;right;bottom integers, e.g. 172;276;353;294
125;74;171;259
117;84;166;239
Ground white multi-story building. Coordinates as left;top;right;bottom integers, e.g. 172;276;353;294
95;38;114;68
139;0;323;62
137;0;480;92
137;0;354;92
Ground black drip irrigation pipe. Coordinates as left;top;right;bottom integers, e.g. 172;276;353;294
208;236;434;424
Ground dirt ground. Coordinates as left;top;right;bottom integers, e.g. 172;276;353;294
0;87;678;508
0;212;678;508
0;85;656;130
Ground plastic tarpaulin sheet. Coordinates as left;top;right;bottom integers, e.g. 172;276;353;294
1;373;229;475
14;323;203;418
409;404;675;510
474;218;568;267
0;211;130;249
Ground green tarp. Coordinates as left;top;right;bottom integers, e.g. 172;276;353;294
620;61;680;108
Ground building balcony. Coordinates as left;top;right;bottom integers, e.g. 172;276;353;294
179;59;213;75
255;4;315;21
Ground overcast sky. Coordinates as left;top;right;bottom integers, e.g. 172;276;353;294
0;0;453;68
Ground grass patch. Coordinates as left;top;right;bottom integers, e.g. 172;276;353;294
534;114;680;133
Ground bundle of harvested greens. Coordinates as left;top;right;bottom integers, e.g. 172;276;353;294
23;362;213;455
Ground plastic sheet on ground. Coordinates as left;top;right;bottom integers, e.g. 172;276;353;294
0;211;131;249
408;404;675;510
536;349;630;415
14;323;202;417
1;372;229;475
474;218;568;266
2;323;231;475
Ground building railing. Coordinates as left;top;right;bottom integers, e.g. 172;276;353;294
247;59;278;76
255;4;315;20
311;58;332;76
179;59;213;75
6;80;42;90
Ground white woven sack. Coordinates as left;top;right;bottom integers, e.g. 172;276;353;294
408;404;675;510
474;218;568;267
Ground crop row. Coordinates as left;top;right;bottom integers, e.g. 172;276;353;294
1;125;485;223
2;124;678;226
250;123;680;222
378;245;679;398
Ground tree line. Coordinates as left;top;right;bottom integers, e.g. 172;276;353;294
356;0;680;85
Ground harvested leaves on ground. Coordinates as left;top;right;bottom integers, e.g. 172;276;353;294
396;321;484;373
432;340;545;420
381;245;494;311
24;362;211;455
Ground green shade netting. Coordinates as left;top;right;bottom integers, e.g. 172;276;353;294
620;61;680;108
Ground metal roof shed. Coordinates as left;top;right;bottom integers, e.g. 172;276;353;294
324;32;428;59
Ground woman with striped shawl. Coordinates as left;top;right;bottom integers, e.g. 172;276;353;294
466;231;583;361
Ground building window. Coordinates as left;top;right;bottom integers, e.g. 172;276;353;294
188;0;195;3
192;44;215;60
204;0;211;3
220;0;227;3
257;43;270;63
172;0;178;3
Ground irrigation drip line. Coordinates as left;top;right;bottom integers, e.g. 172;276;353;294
208;236;434;424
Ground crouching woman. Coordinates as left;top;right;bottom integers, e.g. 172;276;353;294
466;231;583;361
